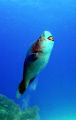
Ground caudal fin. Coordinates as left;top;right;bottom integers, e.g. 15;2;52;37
16;80;26;98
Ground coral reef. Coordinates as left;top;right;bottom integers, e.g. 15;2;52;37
0;94;40;120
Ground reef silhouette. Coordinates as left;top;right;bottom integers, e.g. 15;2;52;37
0;94;40;120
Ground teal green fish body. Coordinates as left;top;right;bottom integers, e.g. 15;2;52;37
16;31;54;98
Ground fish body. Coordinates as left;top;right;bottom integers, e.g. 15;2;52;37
16;31;54;98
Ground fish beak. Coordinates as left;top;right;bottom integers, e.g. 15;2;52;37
47;36;54;41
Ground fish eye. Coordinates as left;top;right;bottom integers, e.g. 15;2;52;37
48;36;54;41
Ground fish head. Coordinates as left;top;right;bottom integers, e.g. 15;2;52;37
39;31;54;53
31;31;54;55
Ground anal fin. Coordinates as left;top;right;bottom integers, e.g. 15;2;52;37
29;76;36;85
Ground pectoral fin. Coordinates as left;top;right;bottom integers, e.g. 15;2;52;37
28;53;38;62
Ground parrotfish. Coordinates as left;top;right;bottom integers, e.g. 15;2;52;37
16;31;54;98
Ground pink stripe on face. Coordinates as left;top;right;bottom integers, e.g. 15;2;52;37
32;39;42;53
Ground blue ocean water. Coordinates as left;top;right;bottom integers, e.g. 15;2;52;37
0;0;76;120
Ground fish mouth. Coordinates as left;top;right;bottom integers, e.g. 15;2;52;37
48;36;54;41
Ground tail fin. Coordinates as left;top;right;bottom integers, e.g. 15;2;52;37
16;80;26;98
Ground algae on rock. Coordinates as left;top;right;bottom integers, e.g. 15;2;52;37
0;94;40;120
